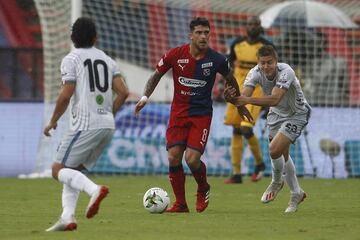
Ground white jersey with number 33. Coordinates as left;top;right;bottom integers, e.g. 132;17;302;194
244;63;311;118
61;47;120;131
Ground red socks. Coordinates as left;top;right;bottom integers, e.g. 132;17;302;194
169;161;209;205
169;164;186;205
191;161;209;192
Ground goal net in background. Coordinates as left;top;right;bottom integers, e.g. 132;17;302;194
32;0;72;177
33;0;360;178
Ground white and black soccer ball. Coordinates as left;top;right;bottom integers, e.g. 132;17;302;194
143;187;170;213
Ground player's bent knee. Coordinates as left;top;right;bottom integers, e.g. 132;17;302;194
269;143;282;159
185;158;200;170
184;151;201;170
51;162;64;180
168;155;182;166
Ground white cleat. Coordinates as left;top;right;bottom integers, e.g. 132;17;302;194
85;185;109;219
45;217;77;232
261;181;284;203
285;190;307;213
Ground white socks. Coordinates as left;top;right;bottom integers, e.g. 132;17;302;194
284;156;301;194
60;184;80;221
58;168;98;197
271;155;285;183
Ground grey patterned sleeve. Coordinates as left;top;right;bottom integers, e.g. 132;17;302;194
60;55;76;83
244;67;258;88
111;58;121;76
276;67;295;89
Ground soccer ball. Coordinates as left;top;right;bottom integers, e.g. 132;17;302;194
143;187;170;213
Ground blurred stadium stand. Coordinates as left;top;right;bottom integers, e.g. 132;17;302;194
0;0;43;100
1;0;360;105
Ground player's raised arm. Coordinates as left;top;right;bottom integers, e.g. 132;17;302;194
134;70;164;116
223;71;253;122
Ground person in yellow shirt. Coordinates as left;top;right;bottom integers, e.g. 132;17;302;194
224;16;272;184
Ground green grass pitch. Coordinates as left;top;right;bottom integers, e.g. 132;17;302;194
0;176;359;240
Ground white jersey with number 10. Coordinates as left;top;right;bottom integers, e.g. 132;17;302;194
60;47;120;131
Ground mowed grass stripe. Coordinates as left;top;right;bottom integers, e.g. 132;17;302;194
0;176;359;240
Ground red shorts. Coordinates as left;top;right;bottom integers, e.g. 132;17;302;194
166;114;212;154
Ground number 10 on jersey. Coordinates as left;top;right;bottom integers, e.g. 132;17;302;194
84;59;109;92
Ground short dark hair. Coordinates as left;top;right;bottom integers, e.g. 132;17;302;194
71;17;97;48
257;45;278;59
246;15;261;26
189;17;210;31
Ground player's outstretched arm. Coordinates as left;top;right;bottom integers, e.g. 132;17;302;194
112;75;129;115
223;71;240;102
233;86;286;107
134;70;163;116
43;82;75;136
223;72;253;122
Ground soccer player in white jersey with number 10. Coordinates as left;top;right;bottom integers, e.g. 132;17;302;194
43;17;129;231
226;45;311;213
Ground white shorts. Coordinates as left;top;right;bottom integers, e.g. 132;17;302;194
55;128;114;169
267;110;311;143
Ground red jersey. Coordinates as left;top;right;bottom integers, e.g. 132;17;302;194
156;44;230;117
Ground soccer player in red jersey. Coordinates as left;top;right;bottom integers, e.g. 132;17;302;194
135;17;252;213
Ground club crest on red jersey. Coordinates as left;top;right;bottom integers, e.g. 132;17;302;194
203;68;211;76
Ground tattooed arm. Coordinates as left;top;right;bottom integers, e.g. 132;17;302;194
223;71;253;122
223;71;241;103
134;70;164;115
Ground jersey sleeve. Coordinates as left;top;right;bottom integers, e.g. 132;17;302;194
110;58;121;77
244;67;259;88
217;56;231;76
60;56;76;83
276;67;295;89
156;48;175;74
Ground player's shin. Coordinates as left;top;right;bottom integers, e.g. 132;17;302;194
284;156;301;194
191;160;210;213
169;164;187;205
248;135;262;165
271;155;285;183
61;184;80;220
231;134;243;174
191;160;209;192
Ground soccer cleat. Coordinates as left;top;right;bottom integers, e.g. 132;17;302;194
165;202;190;213
224;174;242;184
251;162;266;182
261;181;284;203
196;185;210;213
86;185;109;219
45;217;77;232
285;190;307;213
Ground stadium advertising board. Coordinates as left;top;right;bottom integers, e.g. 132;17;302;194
93;103;360;178
1;103;359;178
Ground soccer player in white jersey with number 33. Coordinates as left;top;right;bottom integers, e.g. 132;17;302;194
43;17;128;231
226;45;311;213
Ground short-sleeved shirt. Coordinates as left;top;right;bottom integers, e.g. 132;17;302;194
61;47;120;131
156;44;230;117
244;63;311;118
